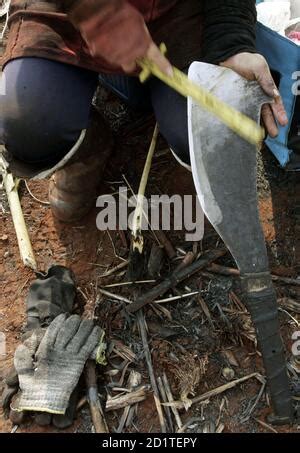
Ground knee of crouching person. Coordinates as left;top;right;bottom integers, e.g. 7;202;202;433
1;92;79;166
0;62;82;167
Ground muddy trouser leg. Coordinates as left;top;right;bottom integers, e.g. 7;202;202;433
1;58;115;222
149;72;191;169
1;58;99;170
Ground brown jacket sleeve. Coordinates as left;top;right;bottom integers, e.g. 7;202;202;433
61;0;151;67
62;0;127;26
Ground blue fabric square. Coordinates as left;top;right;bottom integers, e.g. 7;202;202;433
256;15;300;168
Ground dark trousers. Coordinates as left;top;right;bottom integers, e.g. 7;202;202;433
1;57;190;168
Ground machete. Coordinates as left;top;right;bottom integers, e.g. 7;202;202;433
187;61;293;424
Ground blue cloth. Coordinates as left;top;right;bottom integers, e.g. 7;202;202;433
256;12;300;168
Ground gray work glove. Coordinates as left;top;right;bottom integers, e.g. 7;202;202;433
2;264;76;417
14;314;102;414
25;265;76;330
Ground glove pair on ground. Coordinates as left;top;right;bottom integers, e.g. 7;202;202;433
1;265;103;429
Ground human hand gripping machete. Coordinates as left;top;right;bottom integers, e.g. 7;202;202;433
137;51;293;424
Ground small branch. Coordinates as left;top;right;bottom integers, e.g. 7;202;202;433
126;248;226;314
103;280;156;288
154;230;176;260
197;295;214;328
252;417;278;433
97;260;129;278
85;360;109;433
131;124;159;254
240;381;266;423
99;288;132;304
116;371;142;433
157;376;174;432
162;372;182;430
24;180;50;205
271;275;300;287
1;164;37;270
156;291;199;304
278;297;300;315
105;385;149;412
207;264;300;287
137;311;167;433
174;251;196;273
127;125;159;281
163;372;261;410
206;263;240;276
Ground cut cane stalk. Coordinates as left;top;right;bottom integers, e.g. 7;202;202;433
127;124;159;279
0;158;37;270
131;123;159;253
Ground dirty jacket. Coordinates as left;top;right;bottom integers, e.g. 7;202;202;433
2;0;257;73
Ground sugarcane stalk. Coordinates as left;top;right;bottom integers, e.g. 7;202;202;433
131;123;159;254
1;160;37;270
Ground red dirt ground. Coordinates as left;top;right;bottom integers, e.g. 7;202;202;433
0;145;299;433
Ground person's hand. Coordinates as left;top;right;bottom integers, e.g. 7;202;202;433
75;1;172;76
221;52;288;137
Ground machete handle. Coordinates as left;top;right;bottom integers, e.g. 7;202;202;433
241;274;293;424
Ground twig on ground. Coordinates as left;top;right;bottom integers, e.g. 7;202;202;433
271;275;300;287
127;248;227;314
162;372;182;430
99;288;132;304
76;396;88;411
154;230;177;260
156;291;199;304
163;372;262;410
204;264;299;288
103;280;156;288
107;230;127;262
0;161;37;269
24;180;50;205
150;303;172;321
206;263;240;276
229;291;247;312
176;417;203;433
85;360;109;433
252;417;278;433
240;380;266;423
197;295;214;328
105;385;150;412
116;371;142;433
278;307;300;327
100;288;199;306
278;298;300;314
174;251;196;273
157;376;174;432
111;340;137;363
97;260;129;278
131;124;159;255
125;371;143;429
137;310;167;433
